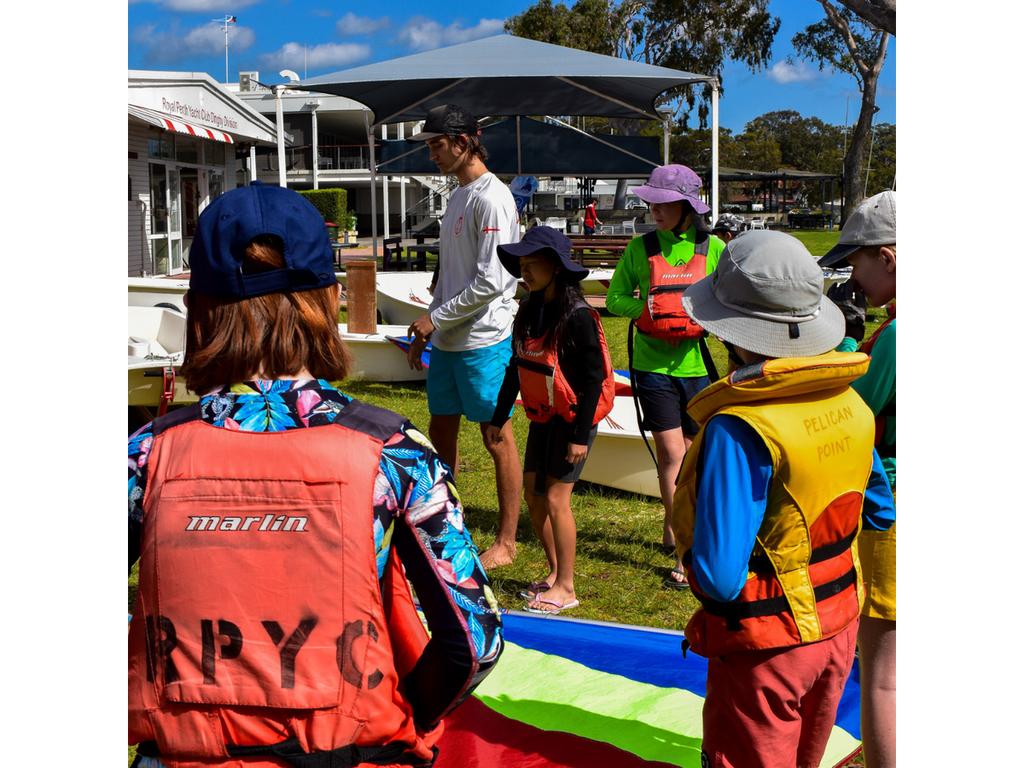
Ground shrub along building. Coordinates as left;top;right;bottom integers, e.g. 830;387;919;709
128;70;284;277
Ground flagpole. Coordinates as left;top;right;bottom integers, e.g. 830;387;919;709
214;15;237;83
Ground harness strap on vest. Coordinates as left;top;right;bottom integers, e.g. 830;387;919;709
698;567;858;631
747;527;859;574
134;738;436;768
226;737;434;768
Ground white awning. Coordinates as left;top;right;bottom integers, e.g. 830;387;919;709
129;105;234;144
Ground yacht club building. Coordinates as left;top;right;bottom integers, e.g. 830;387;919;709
128;70;285;276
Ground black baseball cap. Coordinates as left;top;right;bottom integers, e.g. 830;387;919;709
497;226;589;282
408;104;480;142
188;181;337;299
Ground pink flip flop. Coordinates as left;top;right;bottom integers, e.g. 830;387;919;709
517;581;551;600
525;597;580;615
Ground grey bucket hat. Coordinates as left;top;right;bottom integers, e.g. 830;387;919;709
820;190;896;268
682;230;845;358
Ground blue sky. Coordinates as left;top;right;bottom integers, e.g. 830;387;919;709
127;0;895;134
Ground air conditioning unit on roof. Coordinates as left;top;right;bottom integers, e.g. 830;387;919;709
239;71;260;92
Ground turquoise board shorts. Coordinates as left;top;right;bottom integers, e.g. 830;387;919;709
427;336;513;423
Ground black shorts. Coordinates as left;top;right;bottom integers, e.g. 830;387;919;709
523;416;599;494
633;370;711;436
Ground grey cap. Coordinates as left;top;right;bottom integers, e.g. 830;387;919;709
820;190;897;268
683;230;845;358
712;213;744;233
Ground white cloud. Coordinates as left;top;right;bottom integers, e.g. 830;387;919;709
397;17;504;52
259;42;371;71
337;12;390;36
766;60;821;85
132;21;255;65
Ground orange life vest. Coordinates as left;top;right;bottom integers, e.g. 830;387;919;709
635;230;708;342
516;301;615;426
128;402;442;768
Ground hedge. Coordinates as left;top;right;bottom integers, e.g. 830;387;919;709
298;188;348;225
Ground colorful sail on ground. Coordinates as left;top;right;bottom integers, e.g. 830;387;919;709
436;611;862;768
385;335;431;368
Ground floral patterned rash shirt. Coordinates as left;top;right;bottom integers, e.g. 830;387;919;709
128;379;502;728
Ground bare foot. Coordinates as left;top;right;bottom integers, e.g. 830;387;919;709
479;542;516;570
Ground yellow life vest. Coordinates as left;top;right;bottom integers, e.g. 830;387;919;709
672;351;875;656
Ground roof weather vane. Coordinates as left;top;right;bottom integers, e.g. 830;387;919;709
214;15;238;83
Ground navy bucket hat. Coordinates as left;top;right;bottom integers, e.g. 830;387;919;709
497;226;589;282
188;181;337;299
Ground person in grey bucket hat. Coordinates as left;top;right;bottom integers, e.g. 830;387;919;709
669;228;896;768
682;230;846;358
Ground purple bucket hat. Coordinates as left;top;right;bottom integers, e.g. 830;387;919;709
632;165;710;215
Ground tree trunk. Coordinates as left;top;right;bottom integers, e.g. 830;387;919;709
841;75;879;224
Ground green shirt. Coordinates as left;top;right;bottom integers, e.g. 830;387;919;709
851;318;896;489
606;227;725;377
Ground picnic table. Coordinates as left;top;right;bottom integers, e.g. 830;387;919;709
569;234;634;268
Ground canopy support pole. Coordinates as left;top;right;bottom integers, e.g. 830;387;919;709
382;124;390;238
711;82;719;224
663;119;670;164
399;122;407;239
365;110;378;260
275;85;287;188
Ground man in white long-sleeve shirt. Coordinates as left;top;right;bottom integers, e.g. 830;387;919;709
407;103;522;569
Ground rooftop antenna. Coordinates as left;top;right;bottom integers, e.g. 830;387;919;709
214;14;237;83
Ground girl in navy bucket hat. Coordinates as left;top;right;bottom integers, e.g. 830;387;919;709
488;227;616;615
605;165;726;589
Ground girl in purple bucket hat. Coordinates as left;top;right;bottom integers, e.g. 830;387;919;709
606;165;725;589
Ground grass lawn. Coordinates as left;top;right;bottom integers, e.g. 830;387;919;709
787;228;841;257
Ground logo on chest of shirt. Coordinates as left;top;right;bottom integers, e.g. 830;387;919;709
454;215;464;236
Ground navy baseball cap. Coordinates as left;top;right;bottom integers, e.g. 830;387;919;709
188;181;337;299
497;226;589;282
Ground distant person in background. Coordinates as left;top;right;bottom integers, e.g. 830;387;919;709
583;198;602;235
605;164;726;590
710;213;744;244
820;190;897;768
673;230;895;768
406;103;523;570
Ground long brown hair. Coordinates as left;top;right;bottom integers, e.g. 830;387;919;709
180;235;351;394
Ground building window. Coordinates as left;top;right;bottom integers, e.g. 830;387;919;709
207;141;225;165
147;128;173;159
175;134;200;165
149;163;168;234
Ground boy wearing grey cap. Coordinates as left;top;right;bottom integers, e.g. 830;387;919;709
820;190;897;768
670;230;895;767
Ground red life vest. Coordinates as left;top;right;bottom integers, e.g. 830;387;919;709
635;230;709;342
516;301;615;426
128;402;442;768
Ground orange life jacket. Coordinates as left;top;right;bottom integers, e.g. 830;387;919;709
635;230;708;342
128;402;442;768
516;301;615;425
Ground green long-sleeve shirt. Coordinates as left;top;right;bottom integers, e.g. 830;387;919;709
852;318;896;489
606;227;725;377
